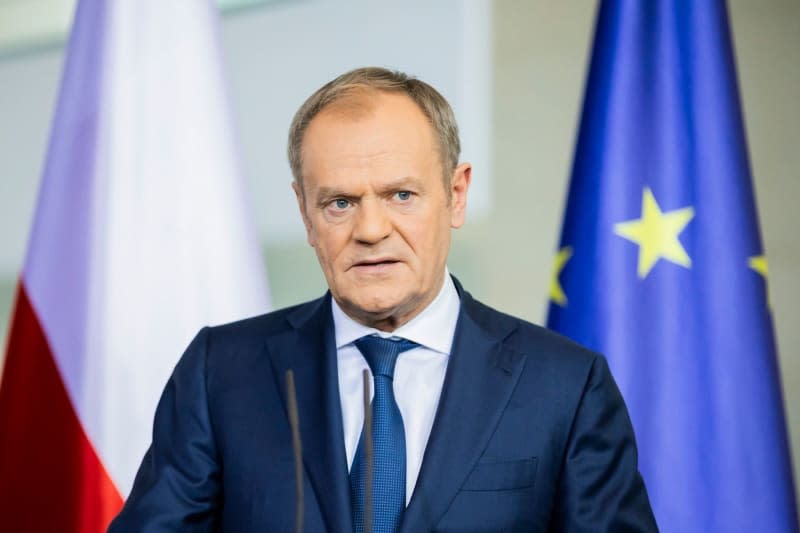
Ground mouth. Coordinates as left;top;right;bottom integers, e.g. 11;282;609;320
350;257;402;273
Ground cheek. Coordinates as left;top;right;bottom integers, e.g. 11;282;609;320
403;209;450;259
311;224;349;268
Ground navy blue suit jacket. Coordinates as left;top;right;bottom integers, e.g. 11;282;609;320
110;280;657;531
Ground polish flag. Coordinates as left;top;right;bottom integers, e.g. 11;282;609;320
0;0;270;530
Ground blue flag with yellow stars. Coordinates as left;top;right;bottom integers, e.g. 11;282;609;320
546;1;799;531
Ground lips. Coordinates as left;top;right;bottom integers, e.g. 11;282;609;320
350;257;401;272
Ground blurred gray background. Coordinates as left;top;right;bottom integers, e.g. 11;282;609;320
1;0;798;502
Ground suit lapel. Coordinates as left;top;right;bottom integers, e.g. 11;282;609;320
267;295;353;533
400;289;527;533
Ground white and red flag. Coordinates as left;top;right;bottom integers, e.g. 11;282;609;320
0;0;270;530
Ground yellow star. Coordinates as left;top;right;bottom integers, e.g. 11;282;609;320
748;254;771;308
748;255;768;278
614;187;695;279
549;246;573;307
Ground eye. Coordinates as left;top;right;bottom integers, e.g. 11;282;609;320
332;198;351;210
395;191;412;201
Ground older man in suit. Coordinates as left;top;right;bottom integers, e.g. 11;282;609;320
110;67;657;532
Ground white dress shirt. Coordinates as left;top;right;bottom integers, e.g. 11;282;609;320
332;270;460;504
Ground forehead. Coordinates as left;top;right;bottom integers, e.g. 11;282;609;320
300;92;439;187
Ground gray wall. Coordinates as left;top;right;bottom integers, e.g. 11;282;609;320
0;0;798;504
728;0;800;497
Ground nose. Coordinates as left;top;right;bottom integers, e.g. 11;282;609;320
353;197;392;244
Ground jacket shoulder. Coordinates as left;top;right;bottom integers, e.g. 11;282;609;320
463;293;600;371
203;295;325;345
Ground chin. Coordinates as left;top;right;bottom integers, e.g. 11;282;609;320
357;293;407;316
339;288;410;318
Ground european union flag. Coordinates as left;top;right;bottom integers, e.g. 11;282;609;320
546;1;799;531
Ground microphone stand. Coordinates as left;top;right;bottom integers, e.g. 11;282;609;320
286;370;304;533
363;369;373;533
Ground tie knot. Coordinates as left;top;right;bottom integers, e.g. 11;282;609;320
354;335;418;378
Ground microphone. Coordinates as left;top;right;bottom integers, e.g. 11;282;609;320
285;370;304;533
362;369;373;533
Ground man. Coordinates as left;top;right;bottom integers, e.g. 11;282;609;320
110;67;657;532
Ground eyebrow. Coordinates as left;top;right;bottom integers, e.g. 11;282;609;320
378;176;424;193
314;186;356;205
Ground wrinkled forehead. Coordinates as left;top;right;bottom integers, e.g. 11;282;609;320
304;90;439;157
307;97;436;170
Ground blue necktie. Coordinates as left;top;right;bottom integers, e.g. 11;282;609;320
350;335;418;533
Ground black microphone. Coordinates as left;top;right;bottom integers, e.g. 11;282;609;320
285;370;304;533
362;368;373;533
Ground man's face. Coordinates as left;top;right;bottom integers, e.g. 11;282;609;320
294;91;471;330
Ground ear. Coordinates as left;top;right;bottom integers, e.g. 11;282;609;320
292;181;316;247
449;162;472;229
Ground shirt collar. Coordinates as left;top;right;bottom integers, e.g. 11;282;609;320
331;268;461;356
